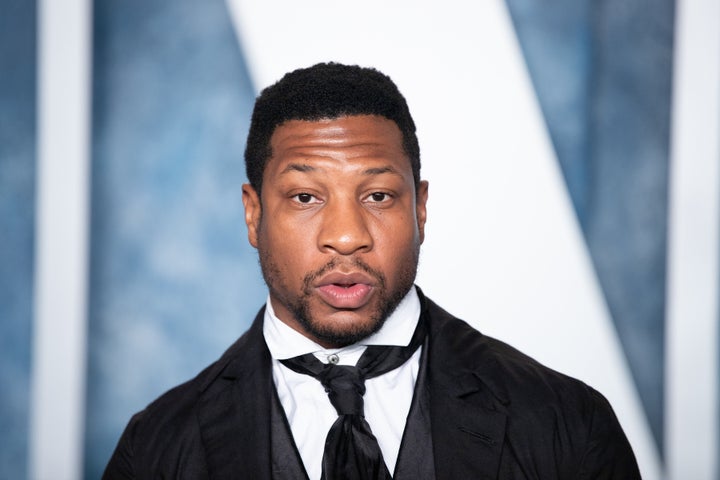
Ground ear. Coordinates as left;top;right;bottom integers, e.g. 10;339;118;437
242;183;261;248
416;180;429;243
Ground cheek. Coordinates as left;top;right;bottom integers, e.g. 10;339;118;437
375;214;419;248
259;222;315;278
372;220;420;267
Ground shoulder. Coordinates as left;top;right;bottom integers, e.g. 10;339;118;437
425;295;601;406
103;313;267;479
133;321;261;429
423;296;640;477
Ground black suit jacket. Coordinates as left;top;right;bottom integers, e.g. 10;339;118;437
104;292;640;479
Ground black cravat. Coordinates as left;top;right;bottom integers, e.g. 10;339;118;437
280;318;426;480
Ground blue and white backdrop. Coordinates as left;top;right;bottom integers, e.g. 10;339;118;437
1;0;717;478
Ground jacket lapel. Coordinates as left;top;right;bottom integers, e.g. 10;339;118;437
423;294;509;480
197;309;274;480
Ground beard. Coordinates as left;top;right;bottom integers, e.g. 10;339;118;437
258;247;420;347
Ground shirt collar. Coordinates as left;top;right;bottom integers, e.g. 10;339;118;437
263;287;421;361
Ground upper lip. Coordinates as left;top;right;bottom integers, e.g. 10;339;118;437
315;271;375;287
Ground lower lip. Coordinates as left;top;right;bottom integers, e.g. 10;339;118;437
315;284;374;309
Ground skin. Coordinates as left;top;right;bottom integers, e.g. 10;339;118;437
242;115;429;348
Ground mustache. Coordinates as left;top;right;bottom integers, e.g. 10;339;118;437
302;258;386;291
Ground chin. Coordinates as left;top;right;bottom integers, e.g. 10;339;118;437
305;312;385;347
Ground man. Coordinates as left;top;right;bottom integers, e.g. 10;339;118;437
104;63;640;479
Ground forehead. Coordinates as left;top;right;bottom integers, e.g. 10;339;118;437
267;115;408;170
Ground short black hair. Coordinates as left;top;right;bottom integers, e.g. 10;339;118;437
245;62;420;195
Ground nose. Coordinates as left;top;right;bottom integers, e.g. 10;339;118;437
318;197;373;255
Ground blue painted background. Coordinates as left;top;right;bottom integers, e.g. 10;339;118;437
84;0;265;476
506;0;674;452
0;0;36;478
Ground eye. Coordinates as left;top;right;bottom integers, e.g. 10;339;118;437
366;192;392;203
292;193;321;204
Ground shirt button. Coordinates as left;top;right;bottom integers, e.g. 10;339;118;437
327;354;339;364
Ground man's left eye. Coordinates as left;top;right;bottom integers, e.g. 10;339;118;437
293;193;320;204
367;192;390;202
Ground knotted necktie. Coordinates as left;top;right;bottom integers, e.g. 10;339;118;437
280;318;426;480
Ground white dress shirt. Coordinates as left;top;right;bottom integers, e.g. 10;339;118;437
263;288;422;480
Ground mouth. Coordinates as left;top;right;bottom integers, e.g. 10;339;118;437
314;271;376;309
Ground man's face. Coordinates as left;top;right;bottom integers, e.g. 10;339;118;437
242;115;428;348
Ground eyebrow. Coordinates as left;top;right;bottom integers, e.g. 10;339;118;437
280;163;316;174
280;163;402;176
362;166;400;176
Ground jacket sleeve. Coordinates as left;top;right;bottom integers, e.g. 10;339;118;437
576;389;642;479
